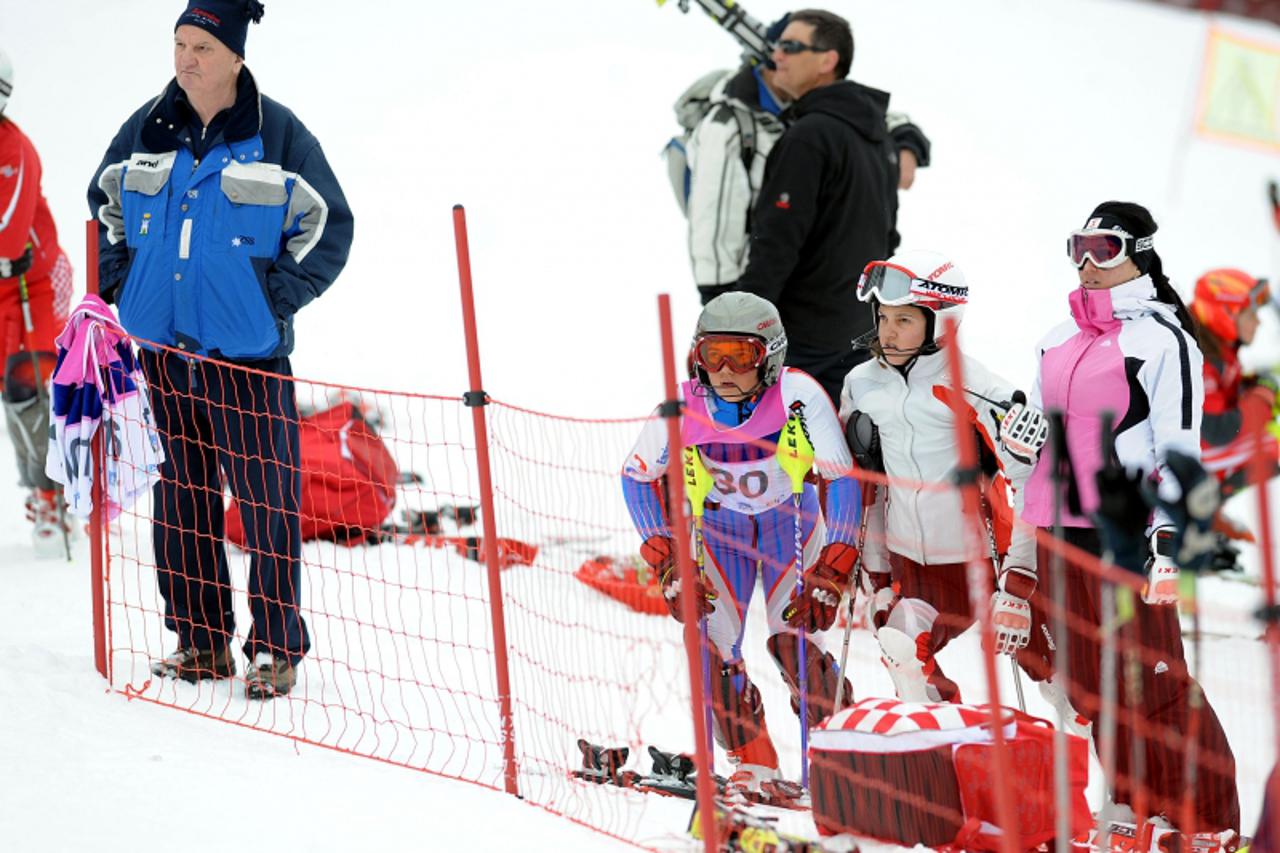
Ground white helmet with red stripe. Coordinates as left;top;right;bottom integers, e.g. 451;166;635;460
857;248;968;353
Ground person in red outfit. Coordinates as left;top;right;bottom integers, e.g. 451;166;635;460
0;46;75;553
1192;269;1278;499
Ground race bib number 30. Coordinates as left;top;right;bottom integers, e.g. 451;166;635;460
706;458;791;514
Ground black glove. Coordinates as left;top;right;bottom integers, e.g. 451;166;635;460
1207;534;1241;574
1145;449;1224;575
1092;452;1150;576
641;535;716;622
0;246;33;280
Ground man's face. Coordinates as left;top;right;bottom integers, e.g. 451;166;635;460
770;21;838;100
174;24;241;102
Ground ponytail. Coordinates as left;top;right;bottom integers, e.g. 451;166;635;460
1148;255;1198;337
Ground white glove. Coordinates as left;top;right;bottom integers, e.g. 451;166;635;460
991;565;1035;656
861;569;897;632
999;400;1048;464
1143;527;1180;605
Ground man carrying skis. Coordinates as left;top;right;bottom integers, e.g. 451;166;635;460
621;291;861;799
685;49;929;309
734;9;900;403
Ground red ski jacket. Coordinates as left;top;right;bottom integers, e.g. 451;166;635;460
0;118;60;282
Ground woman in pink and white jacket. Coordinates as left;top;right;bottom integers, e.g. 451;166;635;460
1020;201;1238;835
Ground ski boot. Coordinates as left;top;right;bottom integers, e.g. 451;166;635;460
26;487;74;558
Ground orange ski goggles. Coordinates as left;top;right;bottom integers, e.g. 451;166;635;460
692;335;767;374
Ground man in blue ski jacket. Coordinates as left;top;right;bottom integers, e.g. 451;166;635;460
87;0;353;699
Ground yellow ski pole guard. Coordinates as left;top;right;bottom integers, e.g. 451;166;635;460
683;446;714;520
778;414;814;495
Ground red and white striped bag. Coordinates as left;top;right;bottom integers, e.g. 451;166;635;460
809;697;1091;850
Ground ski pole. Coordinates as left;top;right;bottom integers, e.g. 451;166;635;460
1094;412;1125;851
1180;570;1204;840
778;414;815;788
978;489;1027;713
1270;181;1280;310
17;250;71;561
682;447;717;762
1094;580;1121;852
833;481;876;711
1047;410;1072;853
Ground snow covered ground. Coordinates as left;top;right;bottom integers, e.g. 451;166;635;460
2;0;1280;850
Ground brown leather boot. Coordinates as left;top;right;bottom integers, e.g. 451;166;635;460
150;646;236;683
245;653;297;699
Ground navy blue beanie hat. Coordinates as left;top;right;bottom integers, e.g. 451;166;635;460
175;0;265;58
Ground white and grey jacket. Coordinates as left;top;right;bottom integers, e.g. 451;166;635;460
839;349;1036;574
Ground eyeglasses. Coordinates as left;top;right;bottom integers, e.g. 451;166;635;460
1067;227;1153;270
775;39;831;55
857;261;968;310
692;335;767;374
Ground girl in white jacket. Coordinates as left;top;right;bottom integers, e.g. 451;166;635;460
839;249;1041;703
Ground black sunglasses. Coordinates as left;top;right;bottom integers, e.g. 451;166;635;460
775;39;831;55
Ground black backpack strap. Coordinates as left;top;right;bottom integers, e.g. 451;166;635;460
732;105;756;175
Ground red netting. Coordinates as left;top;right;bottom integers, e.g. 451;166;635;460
91;337;1280;851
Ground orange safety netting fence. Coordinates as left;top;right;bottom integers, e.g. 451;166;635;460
85;339;1280;851
79;214;1280;851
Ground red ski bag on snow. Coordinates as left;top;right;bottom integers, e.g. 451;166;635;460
809;697;1091;850
226;402;398;545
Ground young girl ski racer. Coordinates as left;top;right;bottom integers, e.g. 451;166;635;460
1191;268;1278;498
621;292;862;798
837;248;1043;704
1020;201;1239;835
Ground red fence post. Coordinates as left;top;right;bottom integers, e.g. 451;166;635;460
85;219;108;681
941;317;1021;853
1248;418;1280;845
451;205;520;798
656;294;718;853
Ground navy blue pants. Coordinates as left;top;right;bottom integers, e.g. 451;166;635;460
142;349;309;666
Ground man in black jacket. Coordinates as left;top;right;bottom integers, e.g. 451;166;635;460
736;9;899;402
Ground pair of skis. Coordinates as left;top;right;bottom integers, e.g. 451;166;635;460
572;739;720;799
572;739;806;809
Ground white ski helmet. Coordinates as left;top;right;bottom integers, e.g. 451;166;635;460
0;47;12;116
857;248;969;353
691;292;788;388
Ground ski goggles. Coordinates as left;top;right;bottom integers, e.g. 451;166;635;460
857;261;968;310
692;334;767;374
1245;278;1272;309
1067;227;1153;270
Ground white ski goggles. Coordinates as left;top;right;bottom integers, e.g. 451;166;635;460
1067;227;1153;270
857;261;968;310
